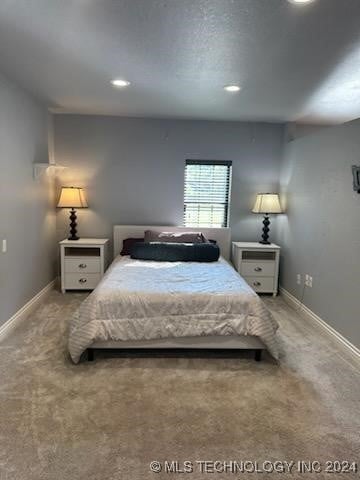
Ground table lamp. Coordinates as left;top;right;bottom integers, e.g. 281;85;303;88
252;193;282;244
57;187;88;240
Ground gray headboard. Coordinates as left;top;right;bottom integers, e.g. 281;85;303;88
113;225;231;260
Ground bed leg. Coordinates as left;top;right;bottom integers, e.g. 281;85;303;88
254;350;262;362
87;349;94;362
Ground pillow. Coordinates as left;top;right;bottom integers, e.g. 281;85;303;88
120;237;144;256
199;234;217;245
144;230;205;244
130;242;220;262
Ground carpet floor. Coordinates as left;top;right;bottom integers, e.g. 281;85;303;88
0;291;359;480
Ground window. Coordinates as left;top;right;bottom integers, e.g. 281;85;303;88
184;160;232;228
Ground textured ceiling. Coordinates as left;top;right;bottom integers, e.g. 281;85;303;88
1;0;360;123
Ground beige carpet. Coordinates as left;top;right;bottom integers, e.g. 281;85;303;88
0;291;359;480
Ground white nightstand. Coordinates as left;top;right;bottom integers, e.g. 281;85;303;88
232;242;281;296
60;238;109;293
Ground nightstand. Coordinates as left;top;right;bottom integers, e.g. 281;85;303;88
59;238;109;293
232;242;280;296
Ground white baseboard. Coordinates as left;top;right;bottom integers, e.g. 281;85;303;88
0;279;56;340
280;287;360;362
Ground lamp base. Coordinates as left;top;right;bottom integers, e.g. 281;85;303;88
68;208;79;241
259;215;271;244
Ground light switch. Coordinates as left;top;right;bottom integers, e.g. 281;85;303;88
2;239;7;253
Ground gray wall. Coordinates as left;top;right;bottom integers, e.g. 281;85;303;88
53;115;284;248
277;119;360;348
0;73;56;325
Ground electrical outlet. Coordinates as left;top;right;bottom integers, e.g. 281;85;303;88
305;274;313;288
296;274;301;285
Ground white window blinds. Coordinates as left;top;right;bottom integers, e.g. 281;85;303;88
184;160;232;228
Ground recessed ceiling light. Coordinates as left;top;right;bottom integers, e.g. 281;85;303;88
224;85;241;92
287;0;315;4
111;79;130;88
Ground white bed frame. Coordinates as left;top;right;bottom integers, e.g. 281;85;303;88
89;225;265;361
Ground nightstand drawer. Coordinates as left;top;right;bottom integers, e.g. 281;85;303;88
64;273;101;290
244;276;274;293
65;258;101;274
241;261;275;277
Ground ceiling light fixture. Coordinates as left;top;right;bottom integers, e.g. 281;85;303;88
111;79;131;88
224;85;241;92
287;0;315;4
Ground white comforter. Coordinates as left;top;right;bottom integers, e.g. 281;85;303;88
69;256;279;363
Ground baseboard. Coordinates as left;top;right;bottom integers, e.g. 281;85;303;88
280;287;360;362
0;279;56;340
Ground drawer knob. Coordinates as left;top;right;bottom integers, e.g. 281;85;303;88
253;281;261;287
79;278;87;284
254;267;262;272
79;263;87;269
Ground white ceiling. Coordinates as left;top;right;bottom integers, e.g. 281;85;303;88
1;0;360;124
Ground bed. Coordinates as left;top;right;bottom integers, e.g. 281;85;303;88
68;225;279;363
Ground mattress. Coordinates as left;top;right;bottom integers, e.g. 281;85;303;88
68;256;279;363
